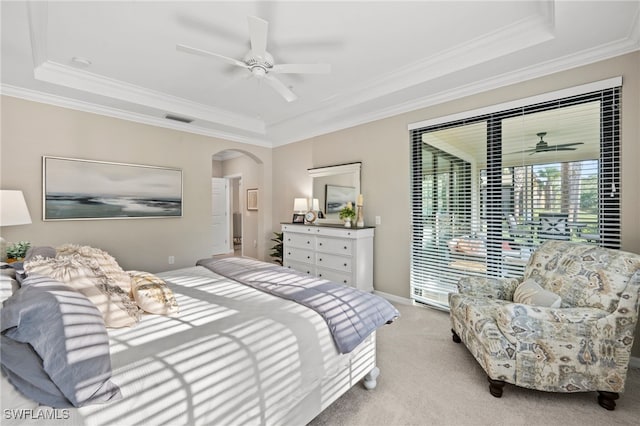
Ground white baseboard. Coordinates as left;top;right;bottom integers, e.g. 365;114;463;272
373;290;413;305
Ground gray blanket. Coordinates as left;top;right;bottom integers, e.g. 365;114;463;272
196;257;399;354
1;274;121;407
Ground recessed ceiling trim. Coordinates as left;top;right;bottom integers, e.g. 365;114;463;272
33;61;266;134
26;0;48;68
0;84;272;148
314;11;555;120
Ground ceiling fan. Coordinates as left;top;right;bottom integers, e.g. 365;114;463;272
514;132;584;155
176;16;331;102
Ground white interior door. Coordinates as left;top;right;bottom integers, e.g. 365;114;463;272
211;177;230;255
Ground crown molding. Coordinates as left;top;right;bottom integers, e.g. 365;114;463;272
33;61;266;135
271;35;639;147
0;84;272;148
308;10;555;126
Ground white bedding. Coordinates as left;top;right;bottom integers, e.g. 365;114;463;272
1;266;377;426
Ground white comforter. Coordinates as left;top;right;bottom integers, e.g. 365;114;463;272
2;266;374;426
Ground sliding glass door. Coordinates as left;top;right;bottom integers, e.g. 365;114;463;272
410;87;620;309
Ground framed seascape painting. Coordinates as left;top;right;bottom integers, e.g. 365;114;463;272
43;156;183;221
325;184;356;214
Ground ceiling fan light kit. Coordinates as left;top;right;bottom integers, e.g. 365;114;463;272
177;15;331;102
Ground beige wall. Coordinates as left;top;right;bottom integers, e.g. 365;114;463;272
0;96;273;272
272;51;640;355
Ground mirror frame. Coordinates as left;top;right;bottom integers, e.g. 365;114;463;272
308;162;361;219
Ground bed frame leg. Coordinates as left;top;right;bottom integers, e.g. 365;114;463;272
363;366;380;390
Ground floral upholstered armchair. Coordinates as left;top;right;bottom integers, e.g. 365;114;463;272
449;240;640;410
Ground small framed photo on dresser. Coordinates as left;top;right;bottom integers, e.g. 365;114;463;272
292;213;305;223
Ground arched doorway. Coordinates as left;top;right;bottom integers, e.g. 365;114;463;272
211;149;263;258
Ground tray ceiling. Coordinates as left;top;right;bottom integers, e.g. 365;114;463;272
1;1;638;147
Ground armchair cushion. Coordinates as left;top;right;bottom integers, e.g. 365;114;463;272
513;278;561;308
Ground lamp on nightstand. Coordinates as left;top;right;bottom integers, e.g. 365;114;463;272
0;190;32;261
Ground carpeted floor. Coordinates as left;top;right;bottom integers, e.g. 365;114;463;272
308;303;640;426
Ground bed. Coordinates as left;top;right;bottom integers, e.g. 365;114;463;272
1;246;398;426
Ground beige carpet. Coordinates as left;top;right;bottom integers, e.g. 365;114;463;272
308;303;640;426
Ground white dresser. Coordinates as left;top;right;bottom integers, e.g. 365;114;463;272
281;223;374;292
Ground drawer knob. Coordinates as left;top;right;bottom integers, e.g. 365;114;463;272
344;246;347;250
319;242;323;246
307;255;311;259
343;280;348;284
344;263;348;267
287;252;291;255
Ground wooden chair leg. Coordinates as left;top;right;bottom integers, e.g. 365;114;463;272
451;329;461;343
488;377;505;398
597;391;618;410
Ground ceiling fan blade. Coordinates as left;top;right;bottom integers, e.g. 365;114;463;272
553;142;584;148
272;63;331;74
176;44;248;69
248;16;268;59
263;74;297;102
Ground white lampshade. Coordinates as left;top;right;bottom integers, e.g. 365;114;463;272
311;198;320;211
0;190;32;227
293;198;308;213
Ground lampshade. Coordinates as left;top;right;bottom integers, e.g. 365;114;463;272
0;190;32;227
293;198;308;213
311;198;320;211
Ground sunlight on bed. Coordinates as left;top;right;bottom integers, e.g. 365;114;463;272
70;266;378;426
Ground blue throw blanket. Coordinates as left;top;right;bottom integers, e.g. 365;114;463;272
196;257;399;354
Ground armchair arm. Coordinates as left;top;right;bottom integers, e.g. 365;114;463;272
457;276;521;300
495;303;611;346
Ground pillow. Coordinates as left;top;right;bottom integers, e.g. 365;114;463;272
56;244;132;296
24;255;141;328
513;278;562;308
128;270;179;316
1;274;122;407
0;275;18;302
23;246;57;262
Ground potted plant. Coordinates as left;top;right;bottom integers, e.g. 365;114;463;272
270;232;283;265
339;203;356;228
6;241;31;263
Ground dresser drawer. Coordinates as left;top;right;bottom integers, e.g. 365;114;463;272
283;232;314;249
316;236;353;255
316;252;352;273
284;261;315;276
317;268;353;287
284;248;315;264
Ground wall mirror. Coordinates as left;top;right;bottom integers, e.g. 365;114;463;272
308;162;361;221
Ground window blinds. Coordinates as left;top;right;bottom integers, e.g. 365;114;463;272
410;87;621;309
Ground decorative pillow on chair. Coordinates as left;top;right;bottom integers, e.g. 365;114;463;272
513;278;562;308
128;270;179;316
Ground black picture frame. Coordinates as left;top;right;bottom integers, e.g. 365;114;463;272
292;213;305;223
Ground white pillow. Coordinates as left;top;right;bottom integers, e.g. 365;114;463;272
0;275;18;303
25;255;141;327
128;271;179;316
513;278;562;308
56;244;132;296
